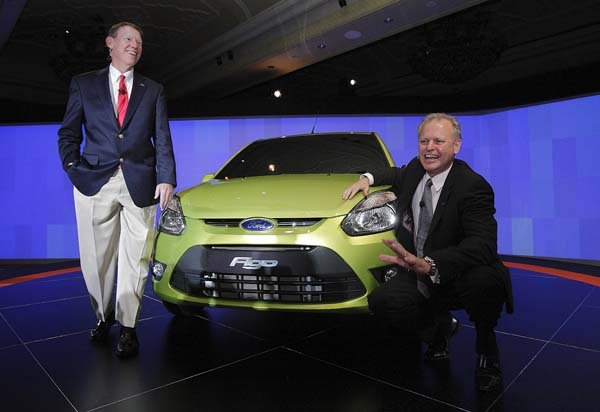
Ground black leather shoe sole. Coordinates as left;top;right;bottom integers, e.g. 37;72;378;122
424;317;460;361
90;314;115;343
116;330;139;359
476;355;502;391
476;368;502;391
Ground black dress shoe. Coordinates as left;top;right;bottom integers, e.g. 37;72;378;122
424;316;459;361
90;313;115;343
116;327;139;358
476;354;502;391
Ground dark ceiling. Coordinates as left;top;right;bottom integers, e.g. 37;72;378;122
1;0;600;123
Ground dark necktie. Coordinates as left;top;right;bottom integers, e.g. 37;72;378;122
416;178;433;258
117;75;128;128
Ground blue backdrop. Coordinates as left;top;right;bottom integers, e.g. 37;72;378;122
1;95;599;260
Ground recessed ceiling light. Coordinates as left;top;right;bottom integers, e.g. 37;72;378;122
384;17;394;24
344;30;362;40
273;89;282;98
317;43;326;49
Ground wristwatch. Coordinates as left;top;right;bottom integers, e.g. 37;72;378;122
66;160;80;169
423;256;440;284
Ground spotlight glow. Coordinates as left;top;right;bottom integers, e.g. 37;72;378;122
344;30;362;40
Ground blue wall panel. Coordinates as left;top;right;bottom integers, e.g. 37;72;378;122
1;95;599;259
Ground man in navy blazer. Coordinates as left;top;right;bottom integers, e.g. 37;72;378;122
343;113;512;392
58;22;176;358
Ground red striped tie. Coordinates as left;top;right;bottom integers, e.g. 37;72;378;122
117;75;128;128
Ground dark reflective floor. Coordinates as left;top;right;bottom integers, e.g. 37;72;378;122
1;265;599;412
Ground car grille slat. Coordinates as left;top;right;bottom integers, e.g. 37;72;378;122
203;219;240;227
277;218;322;227
210;246;312;251
204;218;322;228
176;272;363;303
172;273;358;287
172;272;364;303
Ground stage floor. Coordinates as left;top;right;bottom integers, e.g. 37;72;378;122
1;261;599;412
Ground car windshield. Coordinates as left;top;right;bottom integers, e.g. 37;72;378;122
215;133;391;179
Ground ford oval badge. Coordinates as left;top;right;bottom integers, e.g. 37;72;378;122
240;218;276;232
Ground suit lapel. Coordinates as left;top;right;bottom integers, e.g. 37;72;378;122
404;158;425;204
121;72;147;130
395;159;425;253
95;68;119;129
429;162;458;234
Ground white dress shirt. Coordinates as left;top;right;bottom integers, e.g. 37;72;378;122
108;64;133;117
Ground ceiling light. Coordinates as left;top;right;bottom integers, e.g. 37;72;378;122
273;89;282;98
384;17;394;24
317;43;326;49
344;30;362;40
349;79;357;86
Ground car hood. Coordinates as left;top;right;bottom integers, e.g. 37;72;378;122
179;174;374;219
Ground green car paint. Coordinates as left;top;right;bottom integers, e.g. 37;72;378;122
152;132;399;313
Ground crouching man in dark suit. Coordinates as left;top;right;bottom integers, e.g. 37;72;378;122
343;113;513;391
58;22;177;358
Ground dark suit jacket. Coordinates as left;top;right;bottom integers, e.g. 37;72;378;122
58;67;177;207
374;157;513;313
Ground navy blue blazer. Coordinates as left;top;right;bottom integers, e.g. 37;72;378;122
374;158;513;313
58;67;177;207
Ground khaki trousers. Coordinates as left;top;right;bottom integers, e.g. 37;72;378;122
74;168;156;328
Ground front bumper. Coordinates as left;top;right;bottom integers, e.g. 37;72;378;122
152;215;394;312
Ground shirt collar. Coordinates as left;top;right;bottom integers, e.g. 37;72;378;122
424;162;453;193
109;64;134;84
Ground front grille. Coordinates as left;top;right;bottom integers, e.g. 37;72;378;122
204;218;322;228
170;245;365;304
173;272;362;303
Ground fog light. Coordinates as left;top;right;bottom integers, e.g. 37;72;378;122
384;267;398;282
151;261;166;280
369;264;398;283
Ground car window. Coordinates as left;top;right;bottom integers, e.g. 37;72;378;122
215;133;390;179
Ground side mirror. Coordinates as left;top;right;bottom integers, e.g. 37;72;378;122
201;173;215;182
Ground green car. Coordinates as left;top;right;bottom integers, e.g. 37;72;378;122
151;132;401;315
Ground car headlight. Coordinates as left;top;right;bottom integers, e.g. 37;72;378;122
158;195;186;235
341;191;397;236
